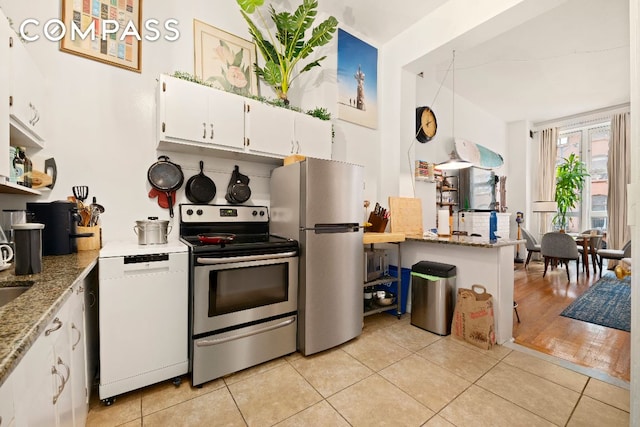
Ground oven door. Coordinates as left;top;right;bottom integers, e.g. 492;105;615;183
192;251;298;335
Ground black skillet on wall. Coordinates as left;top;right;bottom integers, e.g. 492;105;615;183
225;165;251;204
147;155;184;218
185;161;217;204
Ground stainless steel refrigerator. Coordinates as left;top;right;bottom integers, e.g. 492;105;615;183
270;158;364;356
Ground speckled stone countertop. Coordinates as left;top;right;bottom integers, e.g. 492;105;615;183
404;234;524;248
0;250;99;388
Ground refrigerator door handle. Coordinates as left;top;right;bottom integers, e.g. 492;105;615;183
302;223;360;234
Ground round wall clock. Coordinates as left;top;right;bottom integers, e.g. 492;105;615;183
415;106;437;143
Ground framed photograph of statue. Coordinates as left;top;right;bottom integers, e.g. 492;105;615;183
337;29;378;129
193;19;259;97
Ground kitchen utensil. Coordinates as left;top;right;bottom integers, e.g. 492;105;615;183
196;233;235;244
133;217;172;245
88;197;105;226
73;185;89;202
31;170;53;189
185;160;216;204
0;243;13;266
147;156;184;218
374;291;395;306
44;158;57;189
225;165;251;204
148;188;176;209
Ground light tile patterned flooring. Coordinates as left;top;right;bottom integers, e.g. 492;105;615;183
87;314;630;426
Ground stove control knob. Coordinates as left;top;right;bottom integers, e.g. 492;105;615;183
196;209;204;216
186;209;194;216
252;210;258;216
259;210;265;216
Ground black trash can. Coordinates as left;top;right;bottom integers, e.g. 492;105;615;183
411;261;456;335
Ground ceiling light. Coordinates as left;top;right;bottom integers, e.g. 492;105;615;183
436;50;472;171
437;150;472;170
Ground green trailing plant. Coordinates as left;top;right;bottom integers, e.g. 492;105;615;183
306;106;331;121
171;71;330;121
553;153;590;230
236;0;338;105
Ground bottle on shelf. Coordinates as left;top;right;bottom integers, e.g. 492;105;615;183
489;211;497;243
14;147;26;187
8;147;17;183
21;147;32;188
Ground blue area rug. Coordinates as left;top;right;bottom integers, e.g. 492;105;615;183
560;272;631;332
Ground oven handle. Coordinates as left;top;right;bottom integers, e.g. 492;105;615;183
196;251;297;265
195;316;296;346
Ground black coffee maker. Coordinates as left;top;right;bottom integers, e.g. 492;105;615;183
26;201;92;255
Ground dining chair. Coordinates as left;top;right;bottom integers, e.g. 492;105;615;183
597;240;631;277
577;229;604;275
541;232;581;282
520;227;541;268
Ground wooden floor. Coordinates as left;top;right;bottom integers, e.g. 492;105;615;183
512;258;630;382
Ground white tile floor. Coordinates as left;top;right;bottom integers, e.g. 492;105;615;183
87;314;630;426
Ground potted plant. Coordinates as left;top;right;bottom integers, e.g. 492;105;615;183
236;0;338;105
553;153;590;231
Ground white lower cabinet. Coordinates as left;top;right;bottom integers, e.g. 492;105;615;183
0;370;15;427
11;280;90;427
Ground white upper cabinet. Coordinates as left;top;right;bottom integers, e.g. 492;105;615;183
0;12;11;180
293;113;332;160
157;75;245;151
156;74;331;162
8;32;47;148
244;99;294;158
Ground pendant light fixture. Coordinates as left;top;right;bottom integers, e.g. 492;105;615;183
437;50;472;170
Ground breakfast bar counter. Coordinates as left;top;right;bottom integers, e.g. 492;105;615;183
400;235;523;344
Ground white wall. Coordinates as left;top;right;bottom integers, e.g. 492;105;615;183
0;0;381;242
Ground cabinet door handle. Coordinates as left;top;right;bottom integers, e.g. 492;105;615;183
296;141;300;154
51;357;69;404
71;322;82;351
291;140;295;153
210;123;214;139
202;122;207;138
45;317;63;336
33;108;40;125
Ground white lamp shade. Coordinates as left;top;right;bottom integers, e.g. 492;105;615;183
531;201;557;212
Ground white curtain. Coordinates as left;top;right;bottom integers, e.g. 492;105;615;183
537;128;558;234
606;113;630;261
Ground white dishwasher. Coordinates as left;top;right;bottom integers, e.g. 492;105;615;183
98;241;189;405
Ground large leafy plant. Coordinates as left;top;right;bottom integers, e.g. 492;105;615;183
236;0;338;105
553;153;590;230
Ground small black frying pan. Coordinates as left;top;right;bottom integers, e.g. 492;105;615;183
185;161;216;204
225;165;251;204
147;156;184;217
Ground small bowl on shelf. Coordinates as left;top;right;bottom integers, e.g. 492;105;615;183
374;291;396;306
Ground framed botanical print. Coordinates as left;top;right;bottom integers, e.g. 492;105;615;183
193;19;259;97
60;0;142;72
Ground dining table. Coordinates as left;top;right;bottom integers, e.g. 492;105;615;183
572;233;603;278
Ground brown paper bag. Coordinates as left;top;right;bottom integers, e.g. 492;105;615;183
451;284;496;350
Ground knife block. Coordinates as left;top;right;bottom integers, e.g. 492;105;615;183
76;226;102;251
366;212;388;233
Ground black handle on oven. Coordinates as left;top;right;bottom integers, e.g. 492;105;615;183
196;251;298;265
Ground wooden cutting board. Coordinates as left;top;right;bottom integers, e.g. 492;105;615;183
388;197;423;237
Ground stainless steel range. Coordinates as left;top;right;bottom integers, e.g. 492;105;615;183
179;204;299;386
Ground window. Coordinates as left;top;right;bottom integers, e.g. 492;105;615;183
555;122;610;233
